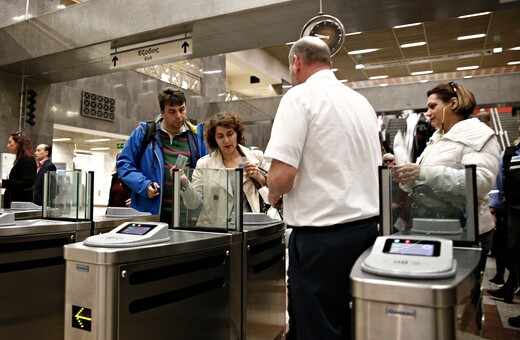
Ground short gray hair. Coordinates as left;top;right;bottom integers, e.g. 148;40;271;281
289;36;331;66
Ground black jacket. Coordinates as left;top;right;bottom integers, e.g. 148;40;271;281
33;159;57;206
3;156;37;208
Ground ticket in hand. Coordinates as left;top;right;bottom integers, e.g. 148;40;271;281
175;154;188;169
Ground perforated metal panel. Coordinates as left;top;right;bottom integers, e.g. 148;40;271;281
81;91;115;121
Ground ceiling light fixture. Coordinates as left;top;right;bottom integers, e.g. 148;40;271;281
369;75;388;80
420;80;429;83
348;48;378;55
379;84;388;87
355;64;365;69
507;61;520;65
52;138;72;142
339;79;348;83
457;34;486;41
86;138;111;142
393;22;421;29
345;32;361;36
458;12;490;19
331;68;338;72
202;70;222;74
493;47;503;53
400;41;427;48
511;46;520;51
90;147;110;151
464;76;473;79
411;70;433;75
457;65;479;71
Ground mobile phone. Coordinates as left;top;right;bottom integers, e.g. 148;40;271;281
175;154;188;169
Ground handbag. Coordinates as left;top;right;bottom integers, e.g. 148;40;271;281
410;184;464;220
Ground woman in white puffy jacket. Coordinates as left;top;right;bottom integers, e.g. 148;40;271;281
395;82;500;273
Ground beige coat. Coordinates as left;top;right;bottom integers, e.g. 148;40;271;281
181;145;268;227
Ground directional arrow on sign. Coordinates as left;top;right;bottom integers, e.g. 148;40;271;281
75;307;92;329
112;56;119;67
182;41;190;53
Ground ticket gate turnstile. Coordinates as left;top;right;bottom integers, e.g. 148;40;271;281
350;244;481;339
64;229;242;340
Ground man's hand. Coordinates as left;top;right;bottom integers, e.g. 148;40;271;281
147;182;160;198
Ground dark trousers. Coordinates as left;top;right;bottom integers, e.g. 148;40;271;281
288;218;378;340
504;208;520;291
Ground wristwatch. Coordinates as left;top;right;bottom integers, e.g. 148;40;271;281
300;14;345;57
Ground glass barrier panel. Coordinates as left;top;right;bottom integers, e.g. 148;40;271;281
172;168;243;232
380;164;478;246
43;170;93;220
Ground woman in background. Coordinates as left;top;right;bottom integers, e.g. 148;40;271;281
0;131;37;208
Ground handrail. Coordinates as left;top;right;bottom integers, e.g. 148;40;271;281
490;108;507;150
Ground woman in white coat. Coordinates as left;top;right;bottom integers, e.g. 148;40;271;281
394;82;500;273
179;112;268;227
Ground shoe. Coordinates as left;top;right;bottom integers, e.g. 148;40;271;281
508;315;520;328
489;276;505;285
487;288;513;303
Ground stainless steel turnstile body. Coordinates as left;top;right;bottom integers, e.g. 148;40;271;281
242;221;286;340
0;219;90;340
64;230;242;340
350;247;481;340
1;208;42;220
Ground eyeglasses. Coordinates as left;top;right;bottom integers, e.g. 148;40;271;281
448;81;458;96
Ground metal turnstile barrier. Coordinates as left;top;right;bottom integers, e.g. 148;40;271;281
243;220;286;340
0;219;90;340
351;247;481;339
64;230;243;340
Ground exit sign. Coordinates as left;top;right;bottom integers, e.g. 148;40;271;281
117;142;125;149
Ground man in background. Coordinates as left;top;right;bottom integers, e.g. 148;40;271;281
34;143;56;206
265;36;381;339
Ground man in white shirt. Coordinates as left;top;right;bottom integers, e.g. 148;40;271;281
265;36;381;339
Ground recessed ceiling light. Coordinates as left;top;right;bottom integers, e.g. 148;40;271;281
457;65;479;71
457;34;486;41
348;48;378;55
511;46;520;51
492;47;503;53
464;76;473;79
86;138;111;142
345;32;361;36
508;61;520;65
400;41;427;48
90;147;110;151
379;84;388;87
411;70;433;75
458;12;490;19
420;80;429;83
393;23;421;29
52;138;71;142
369;75;388;80
331;68;338;72
355;64;365;70
339;79;349;83
202;70;222;74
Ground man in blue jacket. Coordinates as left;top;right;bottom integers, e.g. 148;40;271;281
117;88;202;225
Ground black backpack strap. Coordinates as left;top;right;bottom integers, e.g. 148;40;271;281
136;120;157;168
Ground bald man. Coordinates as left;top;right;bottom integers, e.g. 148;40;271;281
265;36;381;339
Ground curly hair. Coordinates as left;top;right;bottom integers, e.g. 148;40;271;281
204;112;246;151
427;82;476;118
158;87;186;112
10;131;34;164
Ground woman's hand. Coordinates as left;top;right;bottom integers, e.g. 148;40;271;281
392;163;420;184
125;198;131;207
170;167;189;190
244;163;266;186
